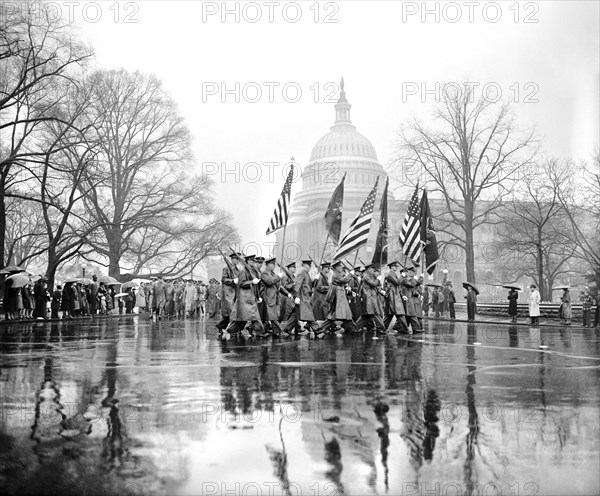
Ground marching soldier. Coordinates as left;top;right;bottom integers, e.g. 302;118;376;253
413;274;425;328
321;261;357;335
402;265;422;333
383;261;410;334
356;263;386;333
284;260;319;335
216;252;240;331
311;262;331;322
348;265;364;321
224;255;267;339
260;257;282;336
279;262;297;324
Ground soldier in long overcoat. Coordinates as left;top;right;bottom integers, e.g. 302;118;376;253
320;261;357;335
217;253;240;330
284;260;318;334
311;262;331;321
383;261;409;333
278;262;296;323
403;266;422;332
348;266;363;321
225;255;266;337
260;257;282;336
355;263;385;332
152;276;168;320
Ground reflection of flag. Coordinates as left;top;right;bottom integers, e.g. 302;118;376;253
324;172;346;244
334;178;379;261
372;176;389;265
420;189;439;274
266;165;294;235
400;185;421;264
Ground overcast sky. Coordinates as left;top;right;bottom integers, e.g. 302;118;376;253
70;0;599;246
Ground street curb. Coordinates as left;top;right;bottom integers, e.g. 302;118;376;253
424;316;596;329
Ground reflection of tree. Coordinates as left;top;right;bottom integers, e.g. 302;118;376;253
323;434;344;494
422;390;441;461
508;325;519;347
101;338;124;470
464;323;479;494
265;417;292;496
374;402;390;490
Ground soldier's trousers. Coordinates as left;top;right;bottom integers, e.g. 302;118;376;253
405;315;422;332
216;316;230;330
264;320;282;335
356;314;386;332
384;314;409;333
320;318;357;334
226;319;264;334
283;309;319;334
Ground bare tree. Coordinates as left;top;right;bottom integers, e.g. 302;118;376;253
80;69;237;277
496;159;576;299
0;1;92;266
395;84;537;283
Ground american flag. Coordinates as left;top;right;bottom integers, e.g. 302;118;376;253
333;177;379;261
266;164;294;235
399;185;422;263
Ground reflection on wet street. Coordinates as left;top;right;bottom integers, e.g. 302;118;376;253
1;317;599;495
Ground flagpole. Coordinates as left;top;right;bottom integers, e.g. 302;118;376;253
279;225;287;267
352;250;359;267
318;232;330;266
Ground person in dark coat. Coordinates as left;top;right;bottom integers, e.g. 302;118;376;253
217;253;239;330
311;262;331;322
284;260;318;335
278;262;296;324
61;283;72;319
465;286;477;321
22;283;34;319
33;278;48;319
224;255;266;338
348;266;363;321
431;288;439;317
51;285;62;319
447;282;456;319
355;263;385;332
320;261;357;335
260;258;282;336
88;275;98;316
383;261;409;334
507;288;519;323
402;266;422;333
422;286;430;316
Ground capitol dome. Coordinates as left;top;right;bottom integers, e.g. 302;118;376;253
278;79;390;263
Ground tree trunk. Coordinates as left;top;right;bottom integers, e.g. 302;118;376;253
0;182;6;268
464;203;476;283
536;239;545;300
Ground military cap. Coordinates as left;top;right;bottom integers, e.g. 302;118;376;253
407;265;416;272
332;260;344;269
285;261;296;269
244;254;255;262
320;262;331;268
354;265;364;272
265;257;277;264
230;251;243;258
301;259;312;266
364;262;378;271
254;256;265;263
388;260;401;268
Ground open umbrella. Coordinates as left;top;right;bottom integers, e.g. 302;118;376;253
63;277;80;284
502;284;523;291
463;282;480;295
5;273;31;288
114;292;128;298
78;277;93;286
106;281;122;286
552;285;571;291
97;275;119;284
131;278;152;285
121;281;139;290
0;265;27;274
426;282;443;288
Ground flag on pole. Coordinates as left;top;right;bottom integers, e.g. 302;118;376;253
266;164;294;235
372;176;389;265
324;172;346;244
399;184;421;264
333;177;379;261
420;189;439;274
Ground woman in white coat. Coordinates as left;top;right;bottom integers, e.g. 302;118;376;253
529;284;541;325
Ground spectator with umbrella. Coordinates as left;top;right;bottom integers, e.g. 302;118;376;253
447;282;456;320
51;285;62;319
33;277;49;320
528;284;541;325
505;285;520;323
463;282;478;321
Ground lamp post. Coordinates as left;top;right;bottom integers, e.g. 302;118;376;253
80;262;87;278
442;268;449;284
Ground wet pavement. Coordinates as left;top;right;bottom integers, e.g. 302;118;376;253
1;316;599;496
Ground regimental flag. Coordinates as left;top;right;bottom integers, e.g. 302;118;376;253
266;164;294;235
420;189;439;274
399;184;421;264
372;176;389;265
324;172;346;244
334;177;379;261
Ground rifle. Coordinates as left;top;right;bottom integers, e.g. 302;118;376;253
228;245;260;300
218;248;236;276
275;262;294;299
